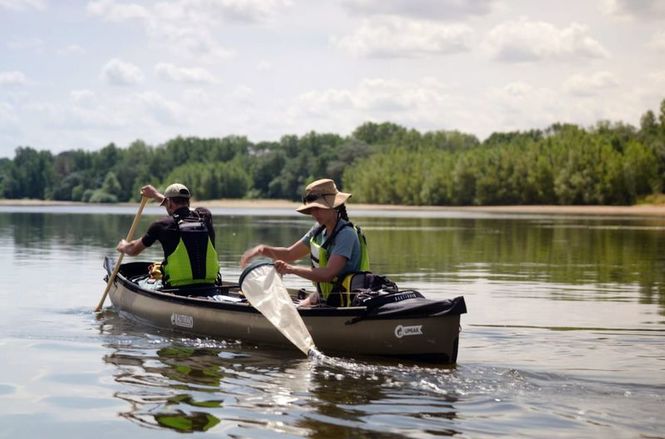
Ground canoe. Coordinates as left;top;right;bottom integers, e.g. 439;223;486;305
103;259;467;363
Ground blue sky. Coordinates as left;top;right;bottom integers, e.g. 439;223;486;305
1;0;664;158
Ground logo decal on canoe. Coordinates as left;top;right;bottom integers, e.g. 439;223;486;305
171;313;193;329
394;324;423;338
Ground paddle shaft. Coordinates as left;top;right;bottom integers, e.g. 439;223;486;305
95;196;149;312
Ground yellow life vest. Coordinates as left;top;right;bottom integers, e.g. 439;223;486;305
162;214;220;287
309;221;369;305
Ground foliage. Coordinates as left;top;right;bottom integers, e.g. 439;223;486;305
164;159;252;200
344;121;664;206
1;98;665;206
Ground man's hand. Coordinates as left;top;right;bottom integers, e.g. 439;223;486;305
116;239;130;254
116;238;145;256
140;184;163;202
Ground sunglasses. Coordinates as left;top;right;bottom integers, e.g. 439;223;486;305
302;193;336;204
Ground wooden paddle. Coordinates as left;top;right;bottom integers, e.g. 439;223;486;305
95;195;149;312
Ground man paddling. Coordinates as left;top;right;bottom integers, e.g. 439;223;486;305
116;183;220;287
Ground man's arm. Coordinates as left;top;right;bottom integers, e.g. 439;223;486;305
141;184;165;204
117;238;146;256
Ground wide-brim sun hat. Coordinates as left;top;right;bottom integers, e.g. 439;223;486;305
296;178;351;215
160;183;191;206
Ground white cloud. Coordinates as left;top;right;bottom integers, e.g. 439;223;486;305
30;89;186;135
149;23;235;60
86;0;148;21
333;16;474;58
66;104;125;130
341;0;494;20
231;85;255;102
499;81;534;98
6;37;44;50
101;58;144;85
293;77;452;120
650;30;665;51
70;89;97;105
285;77;495;139
57;44;87;56
147;0;293;25
486;80;644;134
135;91;183;124
182;88;212;105
602;0;665;20
87;0;291;59
154;63;217;84
563;71;620;96
202;0;294;23
0;0;45;10
296;88;354;116
257;60;272;71
649;71;665;82
0;71;28;86
488;81;563;130
486;18;609;62
1;1;662;156
0;102;18;126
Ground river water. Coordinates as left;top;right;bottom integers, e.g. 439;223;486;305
0;205;663;438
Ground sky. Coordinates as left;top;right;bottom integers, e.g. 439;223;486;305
1;0;665;159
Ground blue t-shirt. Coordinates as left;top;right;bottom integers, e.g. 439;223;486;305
300;219;361;276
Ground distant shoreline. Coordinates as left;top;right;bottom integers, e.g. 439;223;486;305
2;198;665;216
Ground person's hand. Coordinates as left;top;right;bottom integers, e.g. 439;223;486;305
240;245;263;268
273;259;291;275
297;292;320;308
116;239;129;254
140;184;162;201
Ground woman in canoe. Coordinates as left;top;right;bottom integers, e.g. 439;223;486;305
240;178;369;307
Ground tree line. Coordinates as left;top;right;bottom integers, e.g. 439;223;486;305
1;98;664;206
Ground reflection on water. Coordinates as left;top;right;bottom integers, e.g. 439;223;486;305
2;209;665;312
106;345;226;432
1;207;665;438
98;311;464;437
96;310;665;438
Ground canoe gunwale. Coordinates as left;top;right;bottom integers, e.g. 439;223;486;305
113;269;369;318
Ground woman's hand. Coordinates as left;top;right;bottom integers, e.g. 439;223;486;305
240;245;264;268
273;259;292;275
297;292;320;308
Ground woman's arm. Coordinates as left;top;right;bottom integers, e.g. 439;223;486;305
274;254;347;283
240;241;309;267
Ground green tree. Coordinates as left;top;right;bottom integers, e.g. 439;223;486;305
352;122;406;145
101;171;122;196
4;147;54;199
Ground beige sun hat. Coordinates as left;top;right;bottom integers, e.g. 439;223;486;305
160;183;191;206
296;178;351;215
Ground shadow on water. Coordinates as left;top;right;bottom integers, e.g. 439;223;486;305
95;310;463;436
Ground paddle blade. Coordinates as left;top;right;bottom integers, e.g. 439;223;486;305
239;262;316;356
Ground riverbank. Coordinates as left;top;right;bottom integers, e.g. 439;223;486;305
2;198;665;216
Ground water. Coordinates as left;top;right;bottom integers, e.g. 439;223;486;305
0;205;663;438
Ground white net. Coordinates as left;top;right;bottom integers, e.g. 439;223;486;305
240;263;315;356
